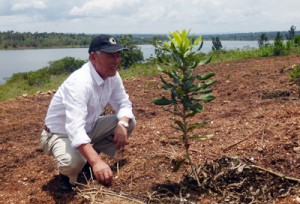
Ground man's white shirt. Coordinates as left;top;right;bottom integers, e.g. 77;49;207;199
45;61;134;148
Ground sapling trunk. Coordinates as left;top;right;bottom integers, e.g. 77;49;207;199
182;102;201;186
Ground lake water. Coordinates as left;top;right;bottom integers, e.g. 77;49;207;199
0;41;258;84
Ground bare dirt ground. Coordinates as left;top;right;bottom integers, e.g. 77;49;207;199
0;55;300;203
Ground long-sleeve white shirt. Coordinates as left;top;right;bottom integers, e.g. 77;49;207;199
45;61;134;148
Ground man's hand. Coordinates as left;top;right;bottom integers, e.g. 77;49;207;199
78;143;113;185
92;160;113;185
113;124;128;149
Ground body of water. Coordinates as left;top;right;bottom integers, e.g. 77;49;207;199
0;41;258;84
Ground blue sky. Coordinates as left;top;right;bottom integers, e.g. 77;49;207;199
0;0;299;34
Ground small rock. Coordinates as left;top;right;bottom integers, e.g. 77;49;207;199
257;147;264;153
293;146;300;153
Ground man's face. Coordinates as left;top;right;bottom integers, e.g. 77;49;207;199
90;51;122;79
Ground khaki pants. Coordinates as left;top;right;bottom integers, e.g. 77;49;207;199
40;114;136;184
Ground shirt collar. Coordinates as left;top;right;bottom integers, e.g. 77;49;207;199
88;61;104;86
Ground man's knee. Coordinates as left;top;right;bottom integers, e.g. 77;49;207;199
57;153;86;173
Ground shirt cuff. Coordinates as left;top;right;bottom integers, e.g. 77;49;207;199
70;133;91;148
117;108;135;120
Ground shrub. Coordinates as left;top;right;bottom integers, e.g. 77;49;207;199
153;29;215;186
119;35;144;68
212;37;223;51
6;57;85;87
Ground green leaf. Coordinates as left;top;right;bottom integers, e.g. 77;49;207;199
193;36;203;47
198;56;212;66
173;32;182;47
194;103;204;112
190;134;214;140
172;53;183;67
199;88;213;94
196;72;215;80
183;50;192;59
172;158;186;172
153;97;172;105
189;83;205;92
160;76;169;85
198;94;215;103
188;61;198;70
173;119;186;132
205;79;216;86
187;122;208;131
163;41;170;49
197;39;204;51
186;102;203;113
162;84;174;90
186;111;197;118
183;37;190;53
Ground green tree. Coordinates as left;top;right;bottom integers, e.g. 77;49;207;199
273;32;285;56
294;36;300;45
212;36;223;51
119;35;144;68
287;25;296;40
153;29;215;186
258;33;269;48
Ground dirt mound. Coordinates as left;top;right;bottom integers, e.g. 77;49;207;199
150;156;299;203
0;55;300;203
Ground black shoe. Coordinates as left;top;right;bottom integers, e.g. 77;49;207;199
59;173;73;192
81;162;92;174
80;163;95;180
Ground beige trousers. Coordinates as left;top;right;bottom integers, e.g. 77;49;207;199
40;114;136;184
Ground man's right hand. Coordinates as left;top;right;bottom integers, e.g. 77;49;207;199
92;160;113;185
78;143;113;185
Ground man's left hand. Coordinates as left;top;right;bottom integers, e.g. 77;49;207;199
113;124;128;149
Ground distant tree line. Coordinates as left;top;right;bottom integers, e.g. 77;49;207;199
0;31;95;49
1;29;300;50
255;25;300;57
0;31;144;68
205;30;300;41
0;31;157;49
210;25;300;53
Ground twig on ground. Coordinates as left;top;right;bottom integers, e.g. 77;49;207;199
75;182;144;204
223;124;265;151
250;164;300;183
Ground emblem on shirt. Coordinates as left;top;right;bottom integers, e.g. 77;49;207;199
109;37;117;45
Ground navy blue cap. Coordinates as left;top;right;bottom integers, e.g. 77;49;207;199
88;34;128;53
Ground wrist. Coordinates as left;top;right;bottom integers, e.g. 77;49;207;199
118;120;129;128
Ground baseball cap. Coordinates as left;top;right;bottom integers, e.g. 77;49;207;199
88;34;128;53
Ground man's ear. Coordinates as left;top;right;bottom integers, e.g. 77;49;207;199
90;52;96;60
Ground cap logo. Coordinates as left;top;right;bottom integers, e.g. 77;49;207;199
109;37;117;45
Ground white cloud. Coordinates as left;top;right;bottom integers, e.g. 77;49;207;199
0;0;300;34
69;0;141;17
11;0;47;12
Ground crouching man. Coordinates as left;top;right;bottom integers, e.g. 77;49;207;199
40;34;136;192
